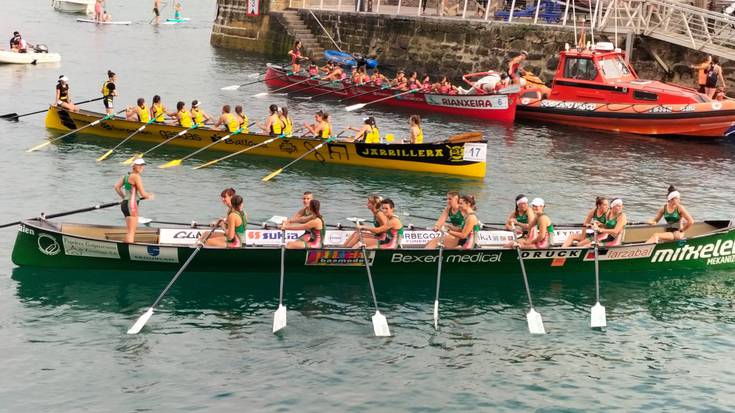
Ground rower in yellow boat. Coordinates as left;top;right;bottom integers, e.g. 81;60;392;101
261;104;285;136
174;101;194;127
190;100;212;125
279;107;294;137
149;95;170;124
125;98;150;122
234;105;249;132
213;105;240;132
303;110;331;139
347;116;380;143
55;75;78;112
408;115;423;144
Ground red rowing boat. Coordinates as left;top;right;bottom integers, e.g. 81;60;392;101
264;65;518;123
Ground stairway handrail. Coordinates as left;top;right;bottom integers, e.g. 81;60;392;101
308;9;343;52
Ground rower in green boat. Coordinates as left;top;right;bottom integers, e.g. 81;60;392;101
201;188;238;245
505;194;535;237
290;191;314;224
646;186;694;244
445;195;480;250
205;195;247;248
343;194;387;248
282;199;324;249
425;190;463;249
358;198;403;249
113;158;154;243
514;198;553;249
597;198;627;246
561;196;609;247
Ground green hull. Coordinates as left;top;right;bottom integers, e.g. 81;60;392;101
12;219;735;277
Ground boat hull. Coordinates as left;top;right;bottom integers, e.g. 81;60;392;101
52;0;94;14
0;50;61;64
264;66;517;123
44;106;487;178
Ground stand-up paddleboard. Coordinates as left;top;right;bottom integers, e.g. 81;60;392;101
163;17;190;24
77;18;131;25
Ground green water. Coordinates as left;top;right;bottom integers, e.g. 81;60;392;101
1;1;735;411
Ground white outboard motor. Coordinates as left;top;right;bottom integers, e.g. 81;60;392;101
33;44;49;53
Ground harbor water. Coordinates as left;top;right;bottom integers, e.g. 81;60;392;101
1;1;735;411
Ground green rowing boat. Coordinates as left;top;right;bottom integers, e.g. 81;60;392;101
11;219;735;276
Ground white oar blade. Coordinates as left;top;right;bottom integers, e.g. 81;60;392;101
127;308;154;335
372;310;391;337
252;92;268;98
590;302;607;328
272;304;287;333
526;309;546;335
433;300;439;330
345;103;365;112
220;85;240;91
248;73;260;78
138;217;153;225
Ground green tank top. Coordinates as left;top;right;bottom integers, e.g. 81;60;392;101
122;173;140;201
516;212;528;224
227;210;246;242
448;208;464;227
307;217;325;243
592;209;607;225
605;213;619;229
467;213;481;233
536;214;554;234
663;206;681;224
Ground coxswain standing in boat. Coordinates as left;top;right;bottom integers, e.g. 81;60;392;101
425;190;465;249
234;105;249;132
347;116;380;143
505;194;535;237
513;198;554;249
561;196;609;247
55;75;78;112
408;115;423;144
596;198;627;246
646;186;694;244
358;199;403;249
125;98;150;122
343;195;387;248
304;110;331;139
445;195;480;250
114;159;154;243
282;199;325;249
261;104;286;136
508;50;528;85
205;195;247;248
101;70;117;115
288;41;304;73
214;105;240;133
290;191;314;224
191;100;212;125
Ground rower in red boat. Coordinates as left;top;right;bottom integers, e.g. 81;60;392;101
433;76;458;95
392;70;408;90
324;63;345;81
507;50;528;85
370;69;387;86
308;62;318;76
646;186;694;244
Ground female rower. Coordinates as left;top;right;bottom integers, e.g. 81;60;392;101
290;191;314;224
55;75;78;112
505;194;535;237
646;186;694;244
201;188;238;245
408;115;423;144
407;72;421;90
355;66;369;85
343;195;387;248
370;69;387;86
308;63;319;76
421;74;432;91
114;159;154;243
304;111;331;139
360;198;403;249
150;95;168;124
425;191;463;249
101;70;117;115
392;70;408;90
282;199;324;249
325;64;345;81
234;105;249;132
514;198;554;249
347;116;380;143
279;107;294;137
125;98;150;122
175;101;194;127
262;104;285;136
191;100;212;125
206;195;247;248
561;196;609;247
597;198;627;246
445;195;480;249
288;41;304;73
214;105;240;133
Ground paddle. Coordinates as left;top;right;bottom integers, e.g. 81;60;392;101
27;109;125;152
220;71;289;91
252;75;321;98
97;117;157;161
337;84;390;103
193;133;285;170
351;218;391;337
1;97;104;121
511;223;546;334
158;122;255;169
122;123;201;165
292;80;343;99
433;228;446;330
261;136;335;182
127;226;216;335
0;201;118;229
590;230;607;328
273;227;288;333
345;89;419;112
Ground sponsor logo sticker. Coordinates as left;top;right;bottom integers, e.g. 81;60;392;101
650;239;735;265
245;230;304;246
19;225;35;236
390;251;502;263
305;249;373;266
129;244;179;263
425;94;509;110
159;228;206;245
38;234;61;256
63;236;120;259
583;244;654;261
520;249;582;259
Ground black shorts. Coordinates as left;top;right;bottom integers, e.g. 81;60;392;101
153;7;160;16
103;96;113;109
120;200;139;217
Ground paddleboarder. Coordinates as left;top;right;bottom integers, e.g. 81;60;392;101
114;159;154;243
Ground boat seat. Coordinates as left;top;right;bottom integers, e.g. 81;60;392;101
104;231;160;244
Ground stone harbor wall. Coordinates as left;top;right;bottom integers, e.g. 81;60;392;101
210;0;293;56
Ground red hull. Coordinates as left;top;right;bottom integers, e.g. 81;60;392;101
264;66;517;123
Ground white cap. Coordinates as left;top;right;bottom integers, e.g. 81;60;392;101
192;100;201;107
610;198;623;208
133;158;146;165
531;197;545;207
667;191;680;201
59;75;69;82
516;196;528;205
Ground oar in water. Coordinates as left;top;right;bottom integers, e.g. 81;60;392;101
0;201;119;229
433;229;446;330
345;89;419;112
97;117;158;161
127;226;216;335
158;122;255;169
292;80;344;99
337;84;390;103
352;218;391;337
273;227;288;333
261;136;337;182
511;223;546;334
220;63;293;90
590;230;607;328
252;76;321;98
193;133;285;170
122;123;201;165
27;109;125;152
1;97;104;121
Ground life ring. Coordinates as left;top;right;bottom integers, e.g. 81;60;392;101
712;101;722;110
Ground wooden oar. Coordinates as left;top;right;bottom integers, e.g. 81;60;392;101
158;122;255;169
433;229;446;330
0;201;118;229
352;218;391;337
127;226;216;335
590;230;607;328
97;117;158;161
337;84;390;103
252;75;321;98
121;123;201;165
193;133;285;170
220;69;291;91
1;97;104;121
511;223;546;334
27;109;125;152
345;89;419;112
261;136;336;182
273;228;288;333
292;80;344;99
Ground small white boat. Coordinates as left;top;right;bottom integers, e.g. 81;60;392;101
52;0;95;14
77;18;132;25
0;50;62;64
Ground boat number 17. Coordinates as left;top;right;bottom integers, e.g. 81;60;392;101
463;143;487;162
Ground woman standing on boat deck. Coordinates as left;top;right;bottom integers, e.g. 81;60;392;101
705;57;726;99
206;195;247;248
561;196;609;247
359;199;403;249
344;195;387;248
445;195;480;250
425;191;464;249
597;198;627;246
114;159;154;243
55;75;78;112
282;199;325;249
646;186;694;244
408;115;424;144
505;194;535;237
262;104;285;136
125;98;150;122
514;198;554;249
288;41;304;73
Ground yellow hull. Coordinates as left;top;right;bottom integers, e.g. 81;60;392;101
44;107;487;178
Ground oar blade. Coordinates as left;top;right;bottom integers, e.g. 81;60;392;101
96;150;114;162
261;168;283;182
272;304;287;333
159;159;182;169
127;308;154;335
372;310;391;337
220;85;240;91
252;92;269;98
26;141;51;152
122;154;142;165
590;302;607;328
345;103;366;112
526;309;546;335
433;300;439;330
0;113;19;121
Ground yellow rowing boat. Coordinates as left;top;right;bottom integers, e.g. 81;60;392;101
44;106;487;178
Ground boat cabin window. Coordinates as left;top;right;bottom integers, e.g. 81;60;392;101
633;90;658;101
599;56;631;79
563;58;598;81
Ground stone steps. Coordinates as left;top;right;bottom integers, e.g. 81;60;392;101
278;10;326;61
